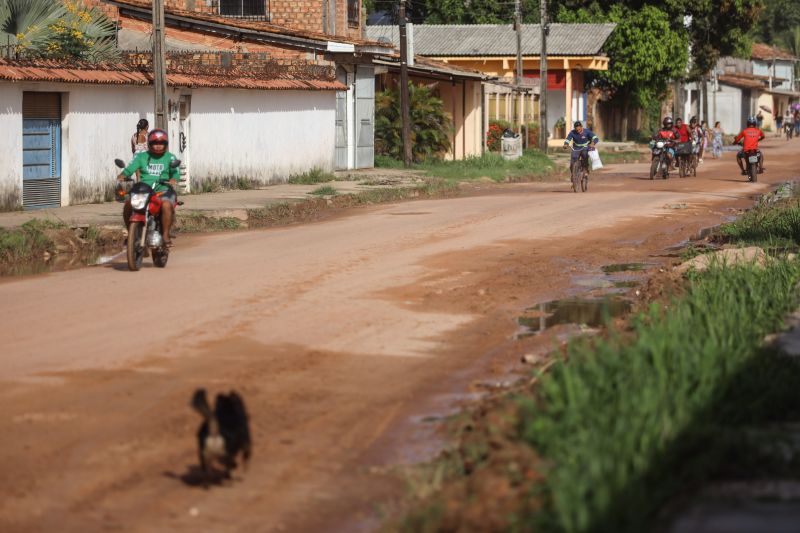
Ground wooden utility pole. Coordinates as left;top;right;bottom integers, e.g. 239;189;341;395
152;0;168;134
399;0;412;167
539;0;548;151
515;0;524;147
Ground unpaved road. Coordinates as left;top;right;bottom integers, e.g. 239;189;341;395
1;138;797;532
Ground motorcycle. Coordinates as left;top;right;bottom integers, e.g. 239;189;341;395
741;149;761;183
114;158;183;271
648;139;671;180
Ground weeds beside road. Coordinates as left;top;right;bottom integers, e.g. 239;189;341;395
399;185;800;533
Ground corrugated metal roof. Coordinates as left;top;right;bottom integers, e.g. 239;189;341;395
0;59;346;90
366;23;616;57
717;74;766;90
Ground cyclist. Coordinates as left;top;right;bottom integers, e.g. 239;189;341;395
563;120;599;176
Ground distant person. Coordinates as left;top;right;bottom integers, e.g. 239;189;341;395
794;109;800;136
783;109;793;139
776;112;784;135
756;111;764;129
711;121;724;159
131;118;149;155
734;116;765;175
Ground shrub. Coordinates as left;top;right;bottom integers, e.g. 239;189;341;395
375;84;453;162
486;119;512;151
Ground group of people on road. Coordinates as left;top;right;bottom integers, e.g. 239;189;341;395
776;107;800;138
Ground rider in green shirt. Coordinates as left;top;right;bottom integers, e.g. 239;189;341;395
117;129;179;246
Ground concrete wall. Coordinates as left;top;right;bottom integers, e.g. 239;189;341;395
0;85;22;210
0;82;337;207
190;88;336;186
713;84;743;134
753;59;795;91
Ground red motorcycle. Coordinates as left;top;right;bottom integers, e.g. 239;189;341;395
114;158;183;271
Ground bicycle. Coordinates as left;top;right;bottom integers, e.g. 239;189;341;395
569;146;591;192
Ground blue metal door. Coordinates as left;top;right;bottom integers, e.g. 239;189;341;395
22;119;61;209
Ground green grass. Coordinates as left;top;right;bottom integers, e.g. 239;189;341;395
719;197;800;246
177;213;243;233
374;150;555;182
0;219;64;264
288;167;337;185
309;185;338;196
516;258;800;532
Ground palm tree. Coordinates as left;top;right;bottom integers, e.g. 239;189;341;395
0;0;119;62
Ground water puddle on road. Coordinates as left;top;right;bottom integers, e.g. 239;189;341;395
601;262;652;274
516;296;632;337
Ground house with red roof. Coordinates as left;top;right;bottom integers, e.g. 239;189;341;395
0;0;394;210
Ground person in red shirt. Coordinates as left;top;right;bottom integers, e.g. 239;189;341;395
734;116;766;175
674;117;691;143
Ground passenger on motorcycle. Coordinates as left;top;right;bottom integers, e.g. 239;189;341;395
689;116;703;158
562;120;599;172
674;117;691;143
652;116;677;166
117;129;179;246
734;116;766;175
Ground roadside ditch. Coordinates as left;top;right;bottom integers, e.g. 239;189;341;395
385;181;800;533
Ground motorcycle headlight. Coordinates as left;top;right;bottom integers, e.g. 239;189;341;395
130;193;148;210
656;141;665;148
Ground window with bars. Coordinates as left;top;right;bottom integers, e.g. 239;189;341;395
219;0;268;20
348;0;360;27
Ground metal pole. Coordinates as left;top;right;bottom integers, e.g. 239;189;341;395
515;0;524;147
399;0;412;167
539;0;548;151
153;0;168;134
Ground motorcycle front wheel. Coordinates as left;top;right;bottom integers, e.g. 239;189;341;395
127;222;144;271
649;158;659;180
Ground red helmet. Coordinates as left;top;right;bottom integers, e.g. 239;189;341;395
147;128;168;149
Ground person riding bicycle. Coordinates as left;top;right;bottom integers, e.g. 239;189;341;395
117;129;179;247
563;120;599;174
652;116;678;168
734;116;765;175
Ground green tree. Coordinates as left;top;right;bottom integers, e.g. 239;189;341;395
557;4;688;140
375;84;452;162
756;0;800;46
0;0;119;62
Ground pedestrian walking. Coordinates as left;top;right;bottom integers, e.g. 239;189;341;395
131;118;149;155
711;121;724;159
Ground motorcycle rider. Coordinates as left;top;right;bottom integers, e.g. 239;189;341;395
562;120;599;175
734;116;765;175
652;116;678;168
117;129;179;246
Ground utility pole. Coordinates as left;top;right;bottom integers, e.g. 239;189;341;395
515;0;525;147
152;0;168;134
399;0;412;167
538;0;548;151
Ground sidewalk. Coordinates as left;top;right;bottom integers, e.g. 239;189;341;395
0;168;424;229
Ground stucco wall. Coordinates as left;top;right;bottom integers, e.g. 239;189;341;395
189;89;336;186
1;82;337;207
0;85;22;210
753;60;795;91
714;84;744;134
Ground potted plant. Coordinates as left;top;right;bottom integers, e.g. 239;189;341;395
554;117;566;140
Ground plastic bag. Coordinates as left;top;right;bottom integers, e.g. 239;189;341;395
589;149;603;170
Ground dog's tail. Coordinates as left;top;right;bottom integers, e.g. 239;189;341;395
191;388;213;420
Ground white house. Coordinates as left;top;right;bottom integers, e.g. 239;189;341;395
0;55;343;210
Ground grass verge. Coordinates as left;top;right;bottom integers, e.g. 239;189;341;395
288;167;337;185
247;178;458;229
0;219;64;264
310;185;338;196
397;187;800;532
375;150;556;183
177;213;244;233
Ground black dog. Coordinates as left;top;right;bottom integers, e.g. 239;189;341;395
190;388;251;484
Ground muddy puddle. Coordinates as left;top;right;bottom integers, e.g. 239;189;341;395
517;296;632;337
0;247;124;278
601;262;652;273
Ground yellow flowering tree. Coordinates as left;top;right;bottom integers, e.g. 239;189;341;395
1;0;119;62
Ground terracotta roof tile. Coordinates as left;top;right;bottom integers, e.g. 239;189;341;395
717;74;767;90
751;43;797;61
109;0;390;49
0;59;345;90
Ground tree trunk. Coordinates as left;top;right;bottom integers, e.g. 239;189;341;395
620;96;630;142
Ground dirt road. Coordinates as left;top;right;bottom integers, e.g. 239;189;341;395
1;138;797;532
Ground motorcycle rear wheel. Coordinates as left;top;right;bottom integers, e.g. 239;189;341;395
749;162;758;182
127;222;144;271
